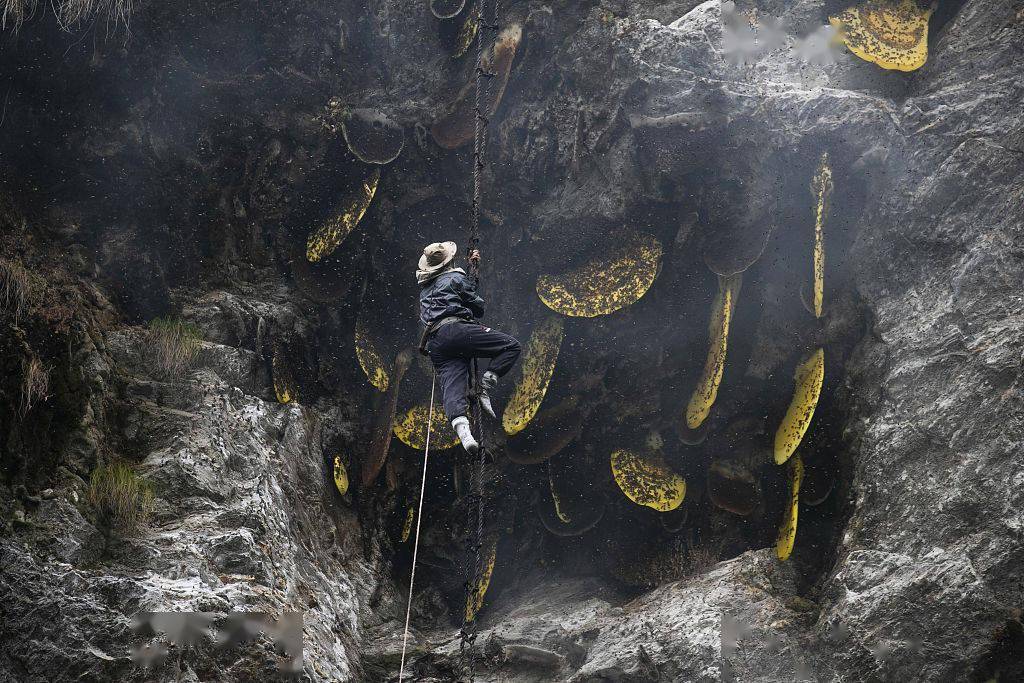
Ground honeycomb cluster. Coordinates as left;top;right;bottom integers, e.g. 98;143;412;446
830;0;933;72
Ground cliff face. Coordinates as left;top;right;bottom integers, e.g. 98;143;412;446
1;0;1022;681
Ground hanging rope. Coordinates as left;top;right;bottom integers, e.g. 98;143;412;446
458;0;498;678
397;374;437;683
396;1;497;677
458;360;488;682
468;0;497;279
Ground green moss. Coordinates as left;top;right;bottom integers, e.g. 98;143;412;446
784;596;818;613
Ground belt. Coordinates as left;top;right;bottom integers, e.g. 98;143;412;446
418;316;469;355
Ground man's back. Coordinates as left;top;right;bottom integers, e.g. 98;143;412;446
419;269;485;326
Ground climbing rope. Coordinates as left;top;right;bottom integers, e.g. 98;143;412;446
397;374;436;683
468;0;498;278
397;1;498;677
458;360;487;682
458;0;498;679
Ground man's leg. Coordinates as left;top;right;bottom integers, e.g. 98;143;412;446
430;352;477;454
463;325;521;417
432;354;470;420
464;325;522;377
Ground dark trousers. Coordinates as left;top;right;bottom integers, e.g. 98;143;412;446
426;321;521;420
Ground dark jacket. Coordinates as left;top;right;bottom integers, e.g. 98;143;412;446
419;269;485;326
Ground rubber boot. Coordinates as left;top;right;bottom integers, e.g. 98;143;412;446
451;416;479;455
479;370;498;419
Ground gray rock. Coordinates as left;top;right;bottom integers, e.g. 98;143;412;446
383;551;808;682
1;287;391;682
2;0;1022;681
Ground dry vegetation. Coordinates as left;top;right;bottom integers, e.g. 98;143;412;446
0;258;34;326
147;317;202;378
0;0;30;30
1;260;51;417
19;355;50;417
2;0;133;32
87;462;154;535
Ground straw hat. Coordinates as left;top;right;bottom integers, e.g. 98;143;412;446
416;241;458;283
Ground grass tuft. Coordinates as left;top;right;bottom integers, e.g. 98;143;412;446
56;0;133;30
0;258;35;325
3;0;133;32
87;462;154;535
19;355;49;417
1;0;34;31
147;317;202;378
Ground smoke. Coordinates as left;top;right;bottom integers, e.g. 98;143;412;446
1;0;867;640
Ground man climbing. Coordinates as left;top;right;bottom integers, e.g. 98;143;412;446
417;241;521;455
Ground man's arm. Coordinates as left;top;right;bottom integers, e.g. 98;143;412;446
456;272;485;319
